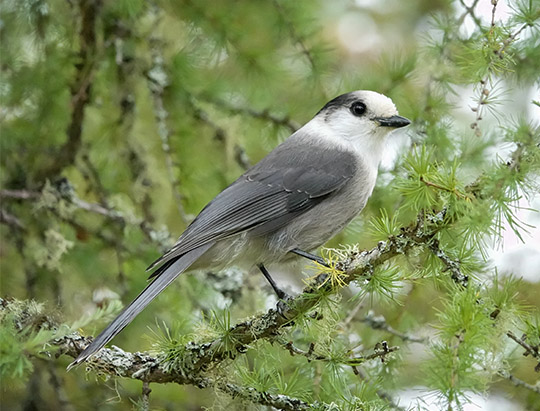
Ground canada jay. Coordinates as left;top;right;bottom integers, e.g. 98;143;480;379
69;90;410;367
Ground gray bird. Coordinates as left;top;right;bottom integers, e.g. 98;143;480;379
69;90;410;367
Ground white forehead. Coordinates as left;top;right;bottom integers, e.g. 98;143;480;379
351;90;398;117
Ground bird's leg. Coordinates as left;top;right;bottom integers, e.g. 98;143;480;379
290;248;329;267
257;263;289;300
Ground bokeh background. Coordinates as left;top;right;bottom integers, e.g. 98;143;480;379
1;0;539;409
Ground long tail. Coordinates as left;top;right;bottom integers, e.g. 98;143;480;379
68;242;214;369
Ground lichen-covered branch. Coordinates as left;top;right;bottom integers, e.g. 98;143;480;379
0;183;174;252
50;331;319;410
61;210;445;378
146;36;189;224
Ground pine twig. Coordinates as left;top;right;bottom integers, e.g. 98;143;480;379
359;311;428;344
141;381;151;411
187;96;251;170
457;0;482;29
145;35;189;224
42;0;102;179
0;208;25;231
497;370;540;395
506;331;540;372
200;95;300;133
352;366;407;411
272;0;317;73
470;1;532;136
0;186;173;252
426;238;468;286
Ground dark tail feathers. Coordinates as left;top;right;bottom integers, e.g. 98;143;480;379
67;242;213;369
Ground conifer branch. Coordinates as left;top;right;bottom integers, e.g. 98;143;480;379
497;370;540;395
59;212;444;376
359;311;428;344
187;97;252;170
272;0;318;73
470;5;534;136
0;208;25;231
200;95;300;132
506;331;540;372
279;339;398;365
457;0;482;29
0;185;173;252
145;36;189;224
352;366;408;411
42;0;102;179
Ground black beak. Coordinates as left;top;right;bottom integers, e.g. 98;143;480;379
375;115;411;128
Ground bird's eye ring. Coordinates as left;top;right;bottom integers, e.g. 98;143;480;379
350;101;367;117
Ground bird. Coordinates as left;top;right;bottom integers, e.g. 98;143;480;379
68;90;410;368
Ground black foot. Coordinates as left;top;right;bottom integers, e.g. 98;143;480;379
290;248;329;267
257;264;290;300
276;298;294;321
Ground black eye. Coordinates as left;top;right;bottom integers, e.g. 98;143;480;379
350;101;366;117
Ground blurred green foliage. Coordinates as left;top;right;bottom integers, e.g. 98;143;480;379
1;0;539;410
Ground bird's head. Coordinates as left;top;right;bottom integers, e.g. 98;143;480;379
308;90;410;166
317;90;409;139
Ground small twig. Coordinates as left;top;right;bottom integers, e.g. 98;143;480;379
200;95;300;133
279;338;398;365
145;34;188;224
470;9;531;136
0;208;25;230
426;238;468;286
342;302;364;327
419;175;468;200
457;0;482;29
79;153;109;206
280;340;326;362
0;189;40;200
272;0;317;73
0;186;173;251
497;370;540;395
506;331;540;372
490;0;498;27
506;331;539;358
359;341;399;364
352;366;406;411
359;312;428;344
42;0;101;179
188;97;251;170
141;381;151;411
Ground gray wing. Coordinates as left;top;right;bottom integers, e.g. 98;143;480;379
148;143;357;275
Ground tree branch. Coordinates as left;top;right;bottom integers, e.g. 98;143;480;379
497;370;540;395
359;311;428;344
60;210;445;379
146;35;189;224
0;207;25;231
200;95;300;133
0;184;173;252
506;331;540;372
42;0;102;179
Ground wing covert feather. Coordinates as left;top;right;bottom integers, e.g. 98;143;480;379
148;143;358;272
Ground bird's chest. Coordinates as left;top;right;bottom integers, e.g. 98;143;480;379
274;167;378;254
